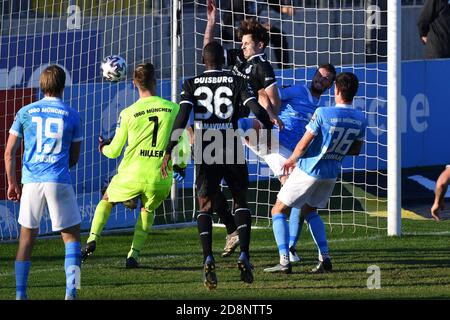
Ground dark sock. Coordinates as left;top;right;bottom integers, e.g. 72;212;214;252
233;207;252;258
197;212;213;262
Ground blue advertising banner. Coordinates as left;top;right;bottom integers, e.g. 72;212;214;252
0;30;101;89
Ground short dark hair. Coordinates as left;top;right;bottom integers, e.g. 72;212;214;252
237;18;270;48
134;63;156;91
335;72;359;102
318;63;337;83
203;41;224;66
39;65;66;96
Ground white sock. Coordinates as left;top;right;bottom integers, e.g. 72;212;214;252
319;253;330;262
280;254;289;266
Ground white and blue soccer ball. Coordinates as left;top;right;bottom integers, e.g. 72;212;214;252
101;55;127;82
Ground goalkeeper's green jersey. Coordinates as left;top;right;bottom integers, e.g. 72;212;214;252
103;95;179;187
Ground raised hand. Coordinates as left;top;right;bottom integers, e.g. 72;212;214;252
207;0;216;23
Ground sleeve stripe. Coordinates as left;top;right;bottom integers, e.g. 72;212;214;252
243;97;256;106
306;125;318;136
224;49;228;66
9;129;22;138
180;100;194;106
72;137;83;142
264;82;277;90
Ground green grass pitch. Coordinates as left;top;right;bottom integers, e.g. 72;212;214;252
1;217;449;300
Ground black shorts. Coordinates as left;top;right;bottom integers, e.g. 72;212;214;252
195;163;249;198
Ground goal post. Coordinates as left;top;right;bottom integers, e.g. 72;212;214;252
170;0;180;221
387;0;401;236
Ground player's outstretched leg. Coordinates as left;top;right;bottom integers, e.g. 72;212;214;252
234;207;254;283
264;213;292;274
214;191;239;258
288;207;303;263
126;209;154;268
197;211;217;289
82;199;113;262
223;230;240;257
305;211;332;273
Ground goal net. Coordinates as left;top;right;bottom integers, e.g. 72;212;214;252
0;0;389;241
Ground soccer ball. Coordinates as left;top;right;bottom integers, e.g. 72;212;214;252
100;55;127;82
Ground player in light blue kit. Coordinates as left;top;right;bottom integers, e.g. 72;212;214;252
4;65;83;300
265;72;367;273
241;63;336;264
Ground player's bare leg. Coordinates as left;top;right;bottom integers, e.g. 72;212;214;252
228;188;254;284
16;227;39;262
15;227;39;300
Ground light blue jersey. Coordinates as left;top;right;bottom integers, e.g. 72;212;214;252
278;85;319;151
298;104;367;179
9;97;83;184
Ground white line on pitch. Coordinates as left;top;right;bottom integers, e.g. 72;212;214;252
0;235;387;278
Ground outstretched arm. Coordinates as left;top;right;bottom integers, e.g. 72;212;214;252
240;82;273;130
245;98;273;130
203;0;217;48
264;84;282;116
258;89;284;129
255;62;282;115
101;113;128;159
282;131;315;175
162;102;193;179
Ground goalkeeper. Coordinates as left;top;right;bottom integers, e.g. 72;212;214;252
82;63;184;268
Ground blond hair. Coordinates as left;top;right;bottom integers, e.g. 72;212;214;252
39;65;66;96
